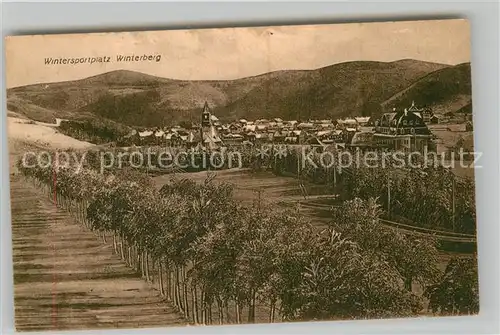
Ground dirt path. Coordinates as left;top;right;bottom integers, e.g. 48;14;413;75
10;175;186;332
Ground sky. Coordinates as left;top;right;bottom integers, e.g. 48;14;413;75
5;19;470;88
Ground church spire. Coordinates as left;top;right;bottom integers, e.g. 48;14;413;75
199;101;221;149
201;101;211;127
203;101;210;114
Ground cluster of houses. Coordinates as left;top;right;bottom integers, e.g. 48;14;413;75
120;101;468;154
120;102;372;148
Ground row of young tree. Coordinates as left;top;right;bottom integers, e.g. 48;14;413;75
341;165;476;234
16;155;479;324
269;148;476;234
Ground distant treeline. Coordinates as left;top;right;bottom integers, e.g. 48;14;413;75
58;118;131;144
83;91;180;127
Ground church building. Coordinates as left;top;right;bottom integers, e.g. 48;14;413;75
199;101;223;149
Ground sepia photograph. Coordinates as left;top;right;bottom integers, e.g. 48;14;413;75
5;18;478;332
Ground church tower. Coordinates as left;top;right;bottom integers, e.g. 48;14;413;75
201;101;212;128
199;101;222;149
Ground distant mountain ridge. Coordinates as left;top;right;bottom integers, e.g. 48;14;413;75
381;62;472;114
7;59;471;127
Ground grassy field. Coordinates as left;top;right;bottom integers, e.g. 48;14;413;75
429;124;471;150
154;168;338;219
155;168;333;201
429;125;475;179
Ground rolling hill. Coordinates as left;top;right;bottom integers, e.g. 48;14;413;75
212;59;449;121
6;59;470;128
381;62;472;115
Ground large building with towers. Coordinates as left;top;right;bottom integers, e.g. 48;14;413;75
373;102;433;153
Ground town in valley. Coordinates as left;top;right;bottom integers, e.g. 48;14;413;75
6;19;479;332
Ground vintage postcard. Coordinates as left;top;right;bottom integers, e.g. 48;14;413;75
5;19;478;332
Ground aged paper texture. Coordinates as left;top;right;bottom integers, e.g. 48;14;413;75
5;19;478;332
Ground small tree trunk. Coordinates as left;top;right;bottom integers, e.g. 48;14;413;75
200;290;206;325
127;245;132;267
78;201;82;223
75;201;79;221
208;302;213;325
236;300;242;324
248;290;256;323
124;240;129;264
404;277;413;292
224;300;230;324
83;200;87;226
135;248;141;273
120;234;125;260
116;233;121;256
269;299;276;323
166;267;171;301
80;201;83;223
171;270;176;305
172;269;178;307
141;251;145;278
145;251;150;281
216;297;224;325
135;246;139;270
175;267;183;312
130;245;135;268
130;245;135;270
248;295;252;323
158;262;164;296
182;266;189;319
112;232;118;254
192;283;199;324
